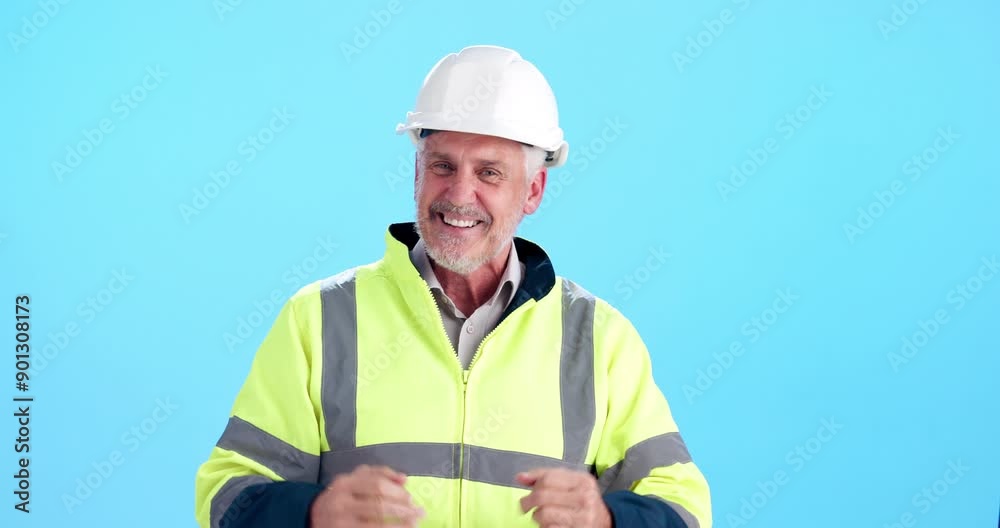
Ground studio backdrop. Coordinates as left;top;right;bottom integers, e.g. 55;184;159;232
3;1;998;526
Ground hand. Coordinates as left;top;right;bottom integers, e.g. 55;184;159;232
517;468;612;528
310;464;426;527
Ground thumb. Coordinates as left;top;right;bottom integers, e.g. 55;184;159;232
516;471;540;486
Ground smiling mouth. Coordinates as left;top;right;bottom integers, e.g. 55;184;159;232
438;213;484;229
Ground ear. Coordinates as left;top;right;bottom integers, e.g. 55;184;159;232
522;168;547;215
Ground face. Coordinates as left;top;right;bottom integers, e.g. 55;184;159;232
414;131;546;275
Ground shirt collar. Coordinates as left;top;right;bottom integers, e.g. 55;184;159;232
410;238;524;314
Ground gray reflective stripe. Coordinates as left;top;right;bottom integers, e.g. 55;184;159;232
464;444;588;489
314;274;599;489
647;495;700;528
216;416;320;482
317;442;592;489
320;271;358;451
320;442;459;483
598;432;692;492
211;474;271;528
559;279;596;465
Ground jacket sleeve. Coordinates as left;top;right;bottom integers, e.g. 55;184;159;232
593;300;712;528
194;288;326;528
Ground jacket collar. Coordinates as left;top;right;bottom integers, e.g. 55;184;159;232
384;222;556;323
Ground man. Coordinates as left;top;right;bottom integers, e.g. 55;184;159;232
195;45;711;527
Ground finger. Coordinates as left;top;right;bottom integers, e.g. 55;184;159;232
517;467;561;487
518;468;579;490
354;497;425;526
520;488;579;513
362;464;409;485
322;476;423;527
351;475;416;505
340;489;425;525
353;490;419;514
342;467;410;500
516;468;548;485
515;472;536;486
532;504;576;527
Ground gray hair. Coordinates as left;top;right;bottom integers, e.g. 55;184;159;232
416;136;547;185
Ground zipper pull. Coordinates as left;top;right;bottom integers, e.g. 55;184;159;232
462;369;470;385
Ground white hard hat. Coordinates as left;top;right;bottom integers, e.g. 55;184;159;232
395;45;569;168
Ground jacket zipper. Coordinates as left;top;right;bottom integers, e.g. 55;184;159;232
465;323;496;379
457;316;501;527
420;288;466;527
467;298;534;375
456;302;535;525
422;286;535;527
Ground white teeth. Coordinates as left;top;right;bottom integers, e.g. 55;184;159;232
442;215;479;228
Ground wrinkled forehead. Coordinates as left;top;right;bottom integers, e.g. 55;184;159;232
422;131;524;164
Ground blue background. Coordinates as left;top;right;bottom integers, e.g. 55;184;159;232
3;0;998;526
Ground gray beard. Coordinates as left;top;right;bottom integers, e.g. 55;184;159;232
414;212;521;276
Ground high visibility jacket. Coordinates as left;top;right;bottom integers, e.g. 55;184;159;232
195;223;711;527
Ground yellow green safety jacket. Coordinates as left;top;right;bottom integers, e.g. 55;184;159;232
195;223;711;527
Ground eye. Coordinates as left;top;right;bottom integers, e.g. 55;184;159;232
430;162;453;173
480;168;501;179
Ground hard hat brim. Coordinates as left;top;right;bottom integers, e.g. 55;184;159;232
395;114;569;168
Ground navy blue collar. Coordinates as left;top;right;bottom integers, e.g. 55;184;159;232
387;222;557;323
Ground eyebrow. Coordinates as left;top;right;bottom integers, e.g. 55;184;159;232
425;152;510;168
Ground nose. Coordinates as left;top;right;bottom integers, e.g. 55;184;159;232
443;168;477;205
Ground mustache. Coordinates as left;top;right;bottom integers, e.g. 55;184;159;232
429;201;492;223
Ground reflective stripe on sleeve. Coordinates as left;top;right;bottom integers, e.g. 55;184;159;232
216;416;321;482
647;495;701;528
597;432;693;492
211;474;272;528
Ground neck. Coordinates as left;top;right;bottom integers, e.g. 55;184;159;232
430;241;512;316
